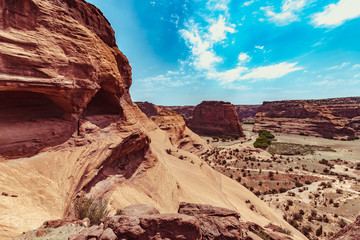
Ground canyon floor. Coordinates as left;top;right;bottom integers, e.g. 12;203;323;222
201;124;360;240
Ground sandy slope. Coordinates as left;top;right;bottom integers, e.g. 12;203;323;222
0;106;307;240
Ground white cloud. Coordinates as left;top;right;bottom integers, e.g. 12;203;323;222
255;45;264;50
352;64;360;70
312;0;360;28
327;62;349;70
207;62;303;83
180;22;222;70
207;0;230;12
241;62;303;81
207;66;248;83
243;0;255;7
313;79;360;87
209;15;236;42
261;0;308;26
238;53;250;62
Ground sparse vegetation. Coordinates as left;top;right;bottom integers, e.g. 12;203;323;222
268;142;335;156
74;196;110;225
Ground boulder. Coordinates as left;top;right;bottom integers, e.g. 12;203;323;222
103;214;201;240
178;202;243;240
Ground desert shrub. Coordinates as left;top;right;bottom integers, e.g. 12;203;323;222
295;182;303;188
278;227;292;236
166;149;172;154
279;188;287;193
116;209;124;215
220;134;229;140
293;213;303;221
233;134;240;140
339;218;347;228
253;135;271;149
258;130;275;139
74;196;110;225
254;230;272;240
212;136;219;141
316;226;323;236
305;180;312;185
301;225;313;238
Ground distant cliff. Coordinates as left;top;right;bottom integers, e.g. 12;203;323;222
254;97;360;138
188;101;244;137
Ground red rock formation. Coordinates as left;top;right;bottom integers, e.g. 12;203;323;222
166;105;259;123
331;216;360;240
0;1;306;239
0;0;130;158
135;101;166;118
166;105;195;121
254;97;360;138
235;105;260;122
188;101;244;137
178;202;243;239
68;203;298;240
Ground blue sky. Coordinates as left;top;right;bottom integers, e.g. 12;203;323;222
86;0;360;105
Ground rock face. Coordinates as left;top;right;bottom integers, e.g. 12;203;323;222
167;105;195;121
135;101;165;118
235;105;259;122
331;216;360;240
0;1;306;240
188;101;244;137
254;97;360;138
0;0;130;158
68;203;298;240
166;105;259;123
178;202;243;239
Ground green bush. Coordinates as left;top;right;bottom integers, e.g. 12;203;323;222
253;135;271;149
258;130;275;139
233;134;240;140
74;196;110;225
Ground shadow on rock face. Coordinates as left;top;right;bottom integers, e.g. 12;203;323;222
0;91;76;159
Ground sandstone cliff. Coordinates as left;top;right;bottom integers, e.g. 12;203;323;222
188;101;245;137
235;105;259;122
166;105;195;121
254;97;360;138
135;101;166;118
0;1;305;239
166;105;259;123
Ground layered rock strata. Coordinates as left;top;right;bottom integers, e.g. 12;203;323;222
188;101;245;137
0;1;305;239
254;97;360;138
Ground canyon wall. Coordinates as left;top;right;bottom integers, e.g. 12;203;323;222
235;105;259;122
0;1;305;239
254;97;360;138
166;105;259;122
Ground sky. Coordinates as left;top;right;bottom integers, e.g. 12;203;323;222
86;0;360;105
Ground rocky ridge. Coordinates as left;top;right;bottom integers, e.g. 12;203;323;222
254;97;360;138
